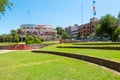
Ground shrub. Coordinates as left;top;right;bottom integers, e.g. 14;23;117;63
40;38;45;42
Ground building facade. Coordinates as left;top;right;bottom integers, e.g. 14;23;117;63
65;26;72;36
20;24;57;40
65;24;79;39
78;18;99;37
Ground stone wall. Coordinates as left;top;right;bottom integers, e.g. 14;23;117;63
0;45;13;50
27;43;55;49
32;50;120;72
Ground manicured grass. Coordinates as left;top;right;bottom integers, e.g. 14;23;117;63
0;51;120;80
42;41;59;44
0;42;16;46
41;43;120;62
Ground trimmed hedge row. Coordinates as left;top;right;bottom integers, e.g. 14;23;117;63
32;50;120;72
56;46;120;50
73;42;120;45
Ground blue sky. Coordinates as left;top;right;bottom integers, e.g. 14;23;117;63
0;0;120;34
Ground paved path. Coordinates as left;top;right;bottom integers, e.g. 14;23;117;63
0;50;14;54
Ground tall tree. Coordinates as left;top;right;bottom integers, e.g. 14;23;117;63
55;27;64;35
96;14;118;40
118;12;120;27
10;29;16;36
113;28;120;41
17;29;22;41
0;0;13;18
61;32;71;39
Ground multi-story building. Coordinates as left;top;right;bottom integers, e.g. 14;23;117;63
65;26;72;36
65;24;79;39
78;17;99;37
20;24;57;40
71;24;78;38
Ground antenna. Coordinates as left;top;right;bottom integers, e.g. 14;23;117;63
81;3;83;25
81;3;84;36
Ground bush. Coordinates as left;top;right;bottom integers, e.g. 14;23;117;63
40;38;45;42
25;35;42;44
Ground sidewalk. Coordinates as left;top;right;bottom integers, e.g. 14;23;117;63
0;50;14;54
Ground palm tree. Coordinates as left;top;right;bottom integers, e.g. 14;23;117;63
17;29;23;42
10;29;16;42
0;0;13;17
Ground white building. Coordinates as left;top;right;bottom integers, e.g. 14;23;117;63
20;24;57;40
71;24;79;38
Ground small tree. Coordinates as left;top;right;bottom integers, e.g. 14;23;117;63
61;32;71;39
113;28;120;41
55;27;64;35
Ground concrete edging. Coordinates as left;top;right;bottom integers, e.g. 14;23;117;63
32;50;120;72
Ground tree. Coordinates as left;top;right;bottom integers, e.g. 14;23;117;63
17;29;22;41
61;32;71;39
95;24;102;37
10;29;20;42
113;28;120;41
10;29;16;36
0;0;13;18
118;12;120;27
96;14;118;40
55;27;64;35
14;34;19;42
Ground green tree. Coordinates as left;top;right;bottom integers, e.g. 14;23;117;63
14;34;19;42
0;0;13;18
61;32;71;39
96;14;118;40
118;12;120;27
17;29;22;41
10;29;20;42
10;29;16;36
113;28;120;41
55;27;64;35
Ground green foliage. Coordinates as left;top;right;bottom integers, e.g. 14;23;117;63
113;28;120;41
55;27;71;39
25;35;42;44
118;12;120;25
55;27;64;35
95;24;102;37
14;34;19;42
96;14;118;40
61;32;71;39
39;38;45;42
0;0;13;18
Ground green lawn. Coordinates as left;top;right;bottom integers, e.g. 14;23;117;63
41;43;120;62
42;40;59;44
0;51;120;80
0;42;16;46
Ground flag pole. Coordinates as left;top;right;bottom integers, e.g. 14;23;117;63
92;0;96;29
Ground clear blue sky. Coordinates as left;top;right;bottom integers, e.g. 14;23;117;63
0;0;120;34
